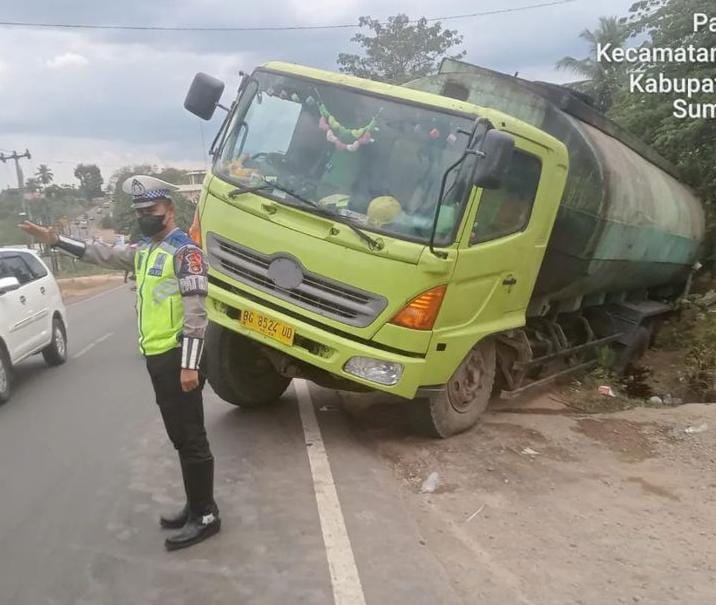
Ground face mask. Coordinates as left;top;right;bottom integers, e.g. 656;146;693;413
138;214;166;237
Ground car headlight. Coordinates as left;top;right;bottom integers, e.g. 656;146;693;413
343;357;404;386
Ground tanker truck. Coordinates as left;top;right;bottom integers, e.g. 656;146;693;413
183;59;704;437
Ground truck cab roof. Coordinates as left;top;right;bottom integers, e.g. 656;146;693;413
260;61;567;160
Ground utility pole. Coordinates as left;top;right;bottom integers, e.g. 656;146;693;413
0;149;31;190
1;149;34;251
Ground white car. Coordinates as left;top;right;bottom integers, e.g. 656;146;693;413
0;248;68;403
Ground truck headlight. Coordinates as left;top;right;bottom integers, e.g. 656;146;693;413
343;357;404;386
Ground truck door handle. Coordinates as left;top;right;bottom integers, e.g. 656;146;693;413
502;277;517;287
19;295;26;304
40;286;46;295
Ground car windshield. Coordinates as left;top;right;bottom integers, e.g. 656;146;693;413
215;70;475;245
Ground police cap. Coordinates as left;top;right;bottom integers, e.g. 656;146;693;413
122;175;179;209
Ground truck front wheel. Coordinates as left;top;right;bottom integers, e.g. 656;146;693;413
410;338;496;438
206;322;292;408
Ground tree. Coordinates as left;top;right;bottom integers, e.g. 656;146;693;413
608;0;716;267
74;163;104;201
43;184;76;200
556;16;630;112
100;214;114;229
24;177;41;193
337;14;465;84
35;164;54;189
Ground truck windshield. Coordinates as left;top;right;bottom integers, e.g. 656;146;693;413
215;70;475;245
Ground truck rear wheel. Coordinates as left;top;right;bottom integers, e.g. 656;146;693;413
206;322;292;408
410;339;496;438
614;325;651;373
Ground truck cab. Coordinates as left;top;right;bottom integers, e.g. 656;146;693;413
186;62;567;437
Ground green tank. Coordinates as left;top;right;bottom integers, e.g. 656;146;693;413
408;60;705;314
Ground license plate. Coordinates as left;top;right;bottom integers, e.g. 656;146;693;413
239;309;295;346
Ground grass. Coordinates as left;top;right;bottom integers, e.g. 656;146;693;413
564;296;716;411
654;300;716;401
55;262;123;279
40;253;124;279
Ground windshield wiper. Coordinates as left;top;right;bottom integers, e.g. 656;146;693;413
230;180;381;250
228;181;275;197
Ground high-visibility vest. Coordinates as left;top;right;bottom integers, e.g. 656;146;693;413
134;231;192;356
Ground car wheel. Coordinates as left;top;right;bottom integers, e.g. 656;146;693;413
0;345;11;403
42;317;68;367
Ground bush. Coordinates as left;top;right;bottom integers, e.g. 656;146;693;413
684;313;716;400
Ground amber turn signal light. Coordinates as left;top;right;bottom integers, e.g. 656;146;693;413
189;207;202;246
390;285;447;330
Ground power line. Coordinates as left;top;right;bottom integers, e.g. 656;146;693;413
0;1;578;32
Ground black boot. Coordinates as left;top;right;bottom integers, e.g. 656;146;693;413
160;456;193;529
159;503;189;529
164;509;221;551
165;458;220;551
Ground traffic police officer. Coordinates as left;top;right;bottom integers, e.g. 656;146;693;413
20;175;220;551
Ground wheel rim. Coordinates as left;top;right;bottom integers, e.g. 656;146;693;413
0;360;7;395
245;355;274;378
55;327;66;358
225;335;278;382
447;349;487;413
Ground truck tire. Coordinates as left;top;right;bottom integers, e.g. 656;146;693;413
206;322;292;408
410;338;496;438
42;317;68;367
614;325;651;373
0;344;11;404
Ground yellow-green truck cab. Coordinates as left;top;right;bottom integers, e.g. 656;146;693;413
184;61;569;437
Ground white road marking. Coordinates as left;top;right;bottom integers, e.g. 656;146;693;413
72;332;115;359
67;283;128;307
295;380;367;605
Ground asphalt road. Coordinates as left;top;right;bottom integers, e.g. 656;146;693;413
0;285;460;605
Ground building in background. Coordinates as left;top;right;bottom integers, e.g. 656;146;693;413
176;169;206;204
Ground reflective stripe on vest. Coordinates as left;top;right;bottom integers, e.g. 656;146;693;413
134;241;184;356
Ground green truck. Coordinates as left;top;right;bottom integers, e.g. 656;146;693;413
183;59;703;437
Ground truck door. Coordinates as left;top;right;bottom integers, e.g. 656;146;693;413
449;141;559;328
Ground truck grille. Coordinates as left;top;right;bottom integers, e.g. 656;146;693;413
206;233;387;327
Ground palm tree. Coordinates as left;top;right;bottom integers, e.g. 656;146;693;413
556;16;629;112
24;177;41;193
35;164;54;189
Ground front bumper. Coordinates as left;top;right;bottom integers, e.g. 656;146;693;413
207;280;428;399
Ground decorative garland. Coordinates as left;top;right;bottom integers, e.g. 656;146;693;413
317;103;380;152
264;86;380;152
263;85;460;150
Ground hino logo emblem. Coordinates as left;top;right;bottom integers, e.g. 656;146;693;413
267;257;303;290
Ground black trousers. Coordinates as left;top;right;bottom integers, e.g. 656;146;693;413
145;347;217;516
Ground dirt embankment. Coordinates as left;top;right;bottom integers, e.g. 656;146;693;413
57;273;128;304
344;392;716;604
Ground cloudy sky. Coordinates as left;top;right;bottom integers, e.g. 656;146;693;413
0;0;635;189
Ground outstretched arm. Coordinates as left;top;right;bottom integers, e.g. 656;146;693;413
18;220;136;271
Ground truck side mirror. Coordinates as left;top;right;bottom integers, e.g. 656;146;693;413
184;73;226;120
0;276;20;296
473;130;515;190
